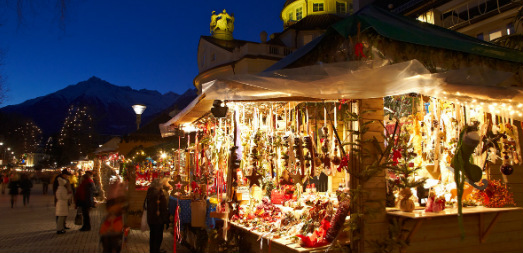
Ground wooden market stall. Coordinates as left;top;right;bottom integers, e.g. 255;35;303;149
160;5;523;253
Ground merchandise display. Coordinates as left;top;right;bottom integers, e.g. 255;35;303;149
135;95;521;251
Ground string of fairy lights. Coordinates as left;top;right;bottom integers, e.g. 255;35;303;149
58;105;94;157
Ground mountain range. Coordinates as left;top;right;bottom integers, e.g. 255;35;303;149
0;76;196;139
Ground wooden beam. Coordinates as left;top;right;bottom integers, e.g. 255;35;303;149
480;212;502;243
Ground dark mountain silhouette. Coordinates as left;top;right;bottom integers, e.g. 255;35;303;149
0;76;194;138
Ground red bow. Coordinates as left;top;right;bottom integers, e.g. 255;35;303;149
337;154;350;172
354;42;366;58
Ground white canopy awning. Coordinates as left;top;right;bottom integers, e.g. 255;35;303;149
160;59;523;137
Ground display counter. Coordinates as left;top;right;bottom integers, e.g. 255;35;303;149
229;221;348;253
386;206;523;252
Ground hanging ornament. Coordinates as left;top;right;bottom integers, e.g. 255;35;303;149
332;143;341;166
500;164;514;176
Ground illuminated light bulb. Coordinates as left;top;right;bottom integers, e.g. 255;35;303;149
493;103;498;106
510;111;515;115
518;104;523;108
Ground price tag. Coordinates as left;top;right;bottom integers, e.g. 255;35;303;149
237;186;249;200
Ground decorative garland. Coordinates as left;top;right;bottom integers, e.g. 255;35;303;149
472;179;516;208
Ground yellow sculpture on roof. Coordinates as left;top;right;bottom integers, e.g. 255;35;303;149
210;9;234;40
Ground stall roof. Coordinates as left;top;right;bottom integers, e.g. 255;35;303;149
160;59;523;137
330;5;523;64
159;95;214;137
95;137;121;154
267;4;523;72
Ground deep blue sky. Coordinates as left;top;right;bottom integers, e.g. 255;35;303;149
0;0;284;106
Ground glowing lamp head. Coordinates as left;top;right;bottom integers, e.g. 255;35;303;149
132;104;147;115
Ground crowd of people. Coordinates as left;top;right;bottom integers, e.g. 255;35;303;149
1;171;34;208
1;169;175;253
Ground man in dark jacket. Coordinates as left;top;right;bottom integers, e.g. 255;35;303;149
146;178;171;253
19;173;33;206
75;171;96;231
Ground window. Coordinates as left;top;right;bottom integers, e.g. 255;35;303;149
336;2;346;15
296;7;303;20
476;33;484;40
313;3;324;12
507;23;515;35
489;29;502;41
288;12;293;21
269;46;280;55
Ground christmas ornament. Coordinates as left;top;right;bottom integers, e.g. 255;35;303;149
500;164;514;175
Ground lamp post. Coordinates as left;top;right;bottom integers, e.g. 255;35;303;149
132;104;147;130
0;142;3;166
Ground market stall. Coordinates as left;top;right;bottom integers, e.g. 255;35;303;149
163;73;523;253
160;5;523;253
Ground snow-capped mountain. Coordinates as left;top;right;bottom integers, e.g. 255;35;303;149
0;76;195;137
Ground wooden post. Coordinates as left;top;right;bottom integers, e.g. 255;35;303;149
359;98;387;253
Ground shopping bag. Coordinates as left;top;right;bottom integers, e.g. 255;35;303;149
190;200;207;228
74;209;83;226
140;210;149;231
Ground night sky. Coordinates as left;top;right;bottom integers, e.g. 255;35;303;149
0;0;284;106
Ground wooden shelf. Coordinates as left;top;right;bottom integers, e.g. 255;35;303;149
386;206;523;244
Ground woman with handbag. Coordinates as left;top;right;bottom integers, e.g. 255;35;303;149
75;171;97;231
146;178;171;253
55;177;72;234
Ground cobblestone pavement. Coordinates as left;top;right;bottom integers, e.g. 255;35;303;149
0;183;191;253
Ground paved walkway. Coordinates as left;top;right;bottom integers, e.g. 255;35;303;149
0;183;191;253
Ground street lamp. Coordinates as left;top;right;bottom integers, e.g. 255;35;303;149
0;142;3;166
132;104;147;130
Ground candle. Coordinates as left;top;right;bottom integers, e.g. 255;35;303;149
324;107;327;126
306;105;309;133
334;102;337;128
284;106;287;131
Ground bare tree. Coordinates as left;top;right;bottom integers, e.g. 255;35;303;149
1;0;69;29
0;0;70;106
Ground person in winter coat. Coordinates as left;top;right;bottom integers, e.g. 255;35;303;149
75;171;96;231
1;173;7;194
53;169;72;204
55;177;72;234
146;177;171;253
19;174;33;206
99;180;129;253
8;173;20;208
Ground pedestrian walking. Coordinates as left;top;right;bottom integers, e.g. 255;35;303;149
1;172;8;194
146;178;171;253
41;172;50;195
55;176;72;234
19;174;33;206
75;171;96;231
100;180;129;253
69;169;79;197
8;173;20;208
